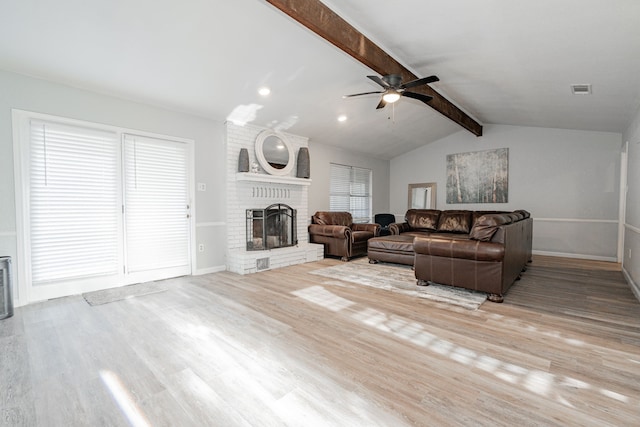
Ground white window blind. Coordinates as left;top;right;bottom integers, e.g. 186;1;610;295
329;163;372;223
123;134;190;273
29;121;120;284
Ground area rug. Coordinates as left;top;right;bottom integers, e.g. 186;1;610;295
310;259;487;310
83;282;170;306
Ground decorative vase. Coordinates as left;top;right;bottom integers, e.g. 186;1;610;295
238;148;250;172
296;147;310;178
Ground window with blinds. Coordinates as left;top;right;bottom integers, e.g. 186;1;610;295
29;121;120;284
329;163;372;223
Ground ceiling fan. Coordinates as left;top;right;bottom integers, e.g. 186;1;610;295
343;74;439;109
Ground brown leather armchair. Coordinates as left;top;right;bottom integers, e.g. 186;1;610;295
308;212;380;261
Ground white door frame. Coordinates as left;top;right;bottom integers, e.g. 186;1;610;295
618;141;628;263
12;109;195;305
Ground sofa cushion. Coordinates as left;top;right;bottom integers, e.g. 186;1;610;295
437;210;473;234
472;210;505;224
406;209;441;231
469;214;510;241
429;232;471;240
368;235;415;253
313;211;353;227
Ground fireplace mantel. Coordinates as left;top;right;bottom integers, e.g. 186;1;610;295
235;172;312;186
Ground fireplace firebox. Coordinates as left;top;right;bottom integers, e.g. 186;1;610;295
246;204;297;251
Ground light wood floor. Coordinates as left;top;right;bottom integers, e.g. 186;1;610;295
1;255;639;426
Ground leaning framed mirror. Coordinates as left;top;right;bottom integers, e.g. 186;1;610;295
255;130;295;176
408;182;437;209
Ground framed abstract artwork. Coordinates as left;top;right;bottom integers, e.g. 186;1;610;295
446;148;508;204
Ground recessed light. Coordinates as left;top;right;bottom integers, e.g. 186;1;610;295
337;115;347;122
571;84;592;95
258;87;271;96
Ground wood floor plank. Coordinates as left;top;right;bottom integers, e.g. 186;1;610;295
1;255;639;426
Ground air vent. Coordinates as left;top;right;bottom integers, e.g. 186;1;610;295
256;257;270;271
571;84;592;95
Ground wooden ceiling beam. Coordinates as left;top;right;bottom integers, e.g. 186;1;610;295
266;0;482;136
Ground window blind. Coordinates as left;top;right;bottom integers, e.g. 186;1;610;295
123;134;190;273
329;163;372;223
29;121;120;284
329;163;352;212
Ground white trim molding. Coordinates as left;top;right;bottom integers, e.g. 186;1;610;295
533;217;618;224
622;267;640;303
624;223;640;234
194;265;227;275
532;250;618;263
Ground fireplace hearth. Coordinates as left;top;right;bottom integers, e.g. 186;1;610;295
246;204;297;251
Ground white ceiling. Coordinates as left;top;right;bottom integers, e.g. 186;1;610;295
1;0;639;159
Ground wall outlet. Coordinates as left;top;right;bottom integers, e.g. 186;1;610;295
197;183;206;191
198;244;205;252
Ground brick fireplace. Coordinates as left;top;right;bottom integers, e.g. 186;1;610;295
225;122;323;274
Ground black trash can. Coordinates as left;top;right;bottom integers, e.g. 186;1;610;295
0;256;13;320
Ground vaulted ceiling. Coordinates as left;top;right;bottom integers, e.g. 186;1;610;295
1;0;639;159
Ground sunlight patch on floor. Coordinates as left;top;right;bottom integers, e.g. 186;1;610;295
291;285;637;412
601;389;629;403
100;370;151;427
292;285;357;312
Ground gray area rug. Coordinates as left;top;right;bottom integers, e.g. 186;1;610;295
83;281;170;306
310;259;487;310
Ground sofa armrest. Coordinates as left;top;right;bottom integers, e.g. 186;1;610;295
308;224;351;239
352;223;380;236
389;222;411;235
413;237;504;262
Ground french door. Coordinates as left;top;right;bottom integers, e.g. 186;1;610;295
123;134;191;282
14;111;192;302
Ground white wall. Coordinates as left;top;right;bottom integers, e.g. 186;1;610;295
622;104;640;298
391;124;622;260
0;70;227;304
307;142;390;219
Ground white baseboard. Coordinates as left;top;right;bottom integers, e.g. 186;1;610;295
622;267;640;303
532;250;617;263
193;265;226;275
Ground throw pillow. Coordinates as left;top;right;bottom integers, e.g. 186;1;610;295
406;209;441;231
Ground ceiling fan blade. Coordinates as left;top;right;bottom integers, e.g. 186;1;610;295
402;91;434;104
367;75;391;88
400;75;440;90
343;91;384;98
375;98;387;109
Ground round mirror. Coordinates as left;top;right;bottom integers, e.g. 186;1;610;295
255;130;295;176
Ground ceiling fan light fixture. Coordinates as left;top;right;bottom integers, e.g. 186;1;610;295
382;91;401;103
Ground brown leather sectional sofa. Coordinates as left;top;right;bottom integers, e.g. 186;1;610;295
389;209;533;302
